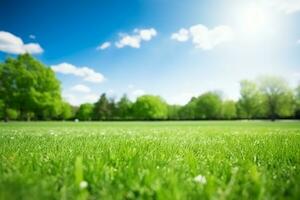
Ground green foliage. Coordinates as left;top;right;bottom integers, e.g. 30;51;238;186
0;54;298;121
0;54;63;120
77;103;94;121
1;121;300;199
222;100;237;119
179;97;197;120
0;100;4;119
237;80;263;119
295;84;300;118
92;94;112;120
167;105;181;120
132;95;168;120
59;102;74;120
6;108;19;120
194;92;222;119
258;76;295;120
117;95;132;119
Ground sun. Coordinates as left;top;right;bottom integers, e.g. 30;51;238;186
245;6;266;32
238;3;271;35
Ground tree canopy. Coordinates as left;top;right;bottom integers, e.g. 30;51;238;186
0;54;72;121
0;55;299;121
237;80;262;119
258;76;294;120
132;95;168;120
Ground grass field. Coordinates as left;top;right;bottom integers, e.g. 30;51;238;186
0;121;300;200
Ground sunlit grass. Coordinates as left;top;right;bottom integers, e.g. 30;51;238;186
0;121;300;199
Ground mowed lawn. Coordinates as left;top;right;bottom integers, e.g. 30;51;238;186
0;121;300;200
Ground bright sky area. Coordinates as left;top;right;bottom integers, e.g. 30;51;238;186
0;0;300;105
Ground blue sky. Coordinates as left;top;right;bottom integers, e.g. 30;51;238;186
1;0;300;105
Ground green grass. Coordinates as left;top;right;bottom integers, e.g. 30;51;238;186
0;121;300;200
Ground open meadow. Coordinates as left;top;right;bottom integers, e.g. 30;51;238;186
0;121;300;199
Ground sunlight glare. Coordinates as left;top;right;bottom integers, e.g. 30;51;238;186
239;3;271;35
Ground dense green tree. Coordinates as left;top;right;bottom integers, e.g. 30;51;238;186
237;80;263;119
167;105;181;120
132;95;168;120
0;58;18;121
179;97;197;120
6;108;19;120
77;103;94;121
295;84;300;119
258;76;294;120
0;54;62;121
0;100;4;120
194;92;222;119
0;54;298;122
117;95;132;119
108;98;117;120
222;100;237;119
93;93;111;120
58;102;74;120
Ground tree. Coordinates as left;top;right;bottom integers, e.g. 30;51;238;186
132;95;168;120
0;99;4;120
167;105;181;120
117;95;132;120
0;58;18;121
179;97;197;120
0;98;19;121
108;98;117;120
0;54;62;121
6;108;19;120
258;76;294;120
93;93;111;120
295;84;300;119
222;100;237;119
237;80;263;119
77;103;94;121
58;102;74;120
194;92;222;119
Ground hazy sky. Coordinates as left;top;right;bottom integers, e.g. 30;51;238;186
1;0;300;105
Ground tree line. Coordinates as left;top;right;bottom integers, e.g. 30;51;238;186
0;54;299;121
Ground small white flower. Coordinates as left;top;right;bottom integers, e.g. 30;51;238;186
79;180;88;189
194;174;207;184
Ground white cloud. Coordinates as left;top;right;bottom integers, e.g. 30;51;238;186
135;28;157;41
190;25;234;50
0;31;43;54
116;35;141;48
29;34;36;39
51;62;105;83
62;92;99;106
96;41;111;50
115;28;157;48
297;39;300;44
265;0;300;14
171;28;189;42
70;84;91;93
171;25;234;50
